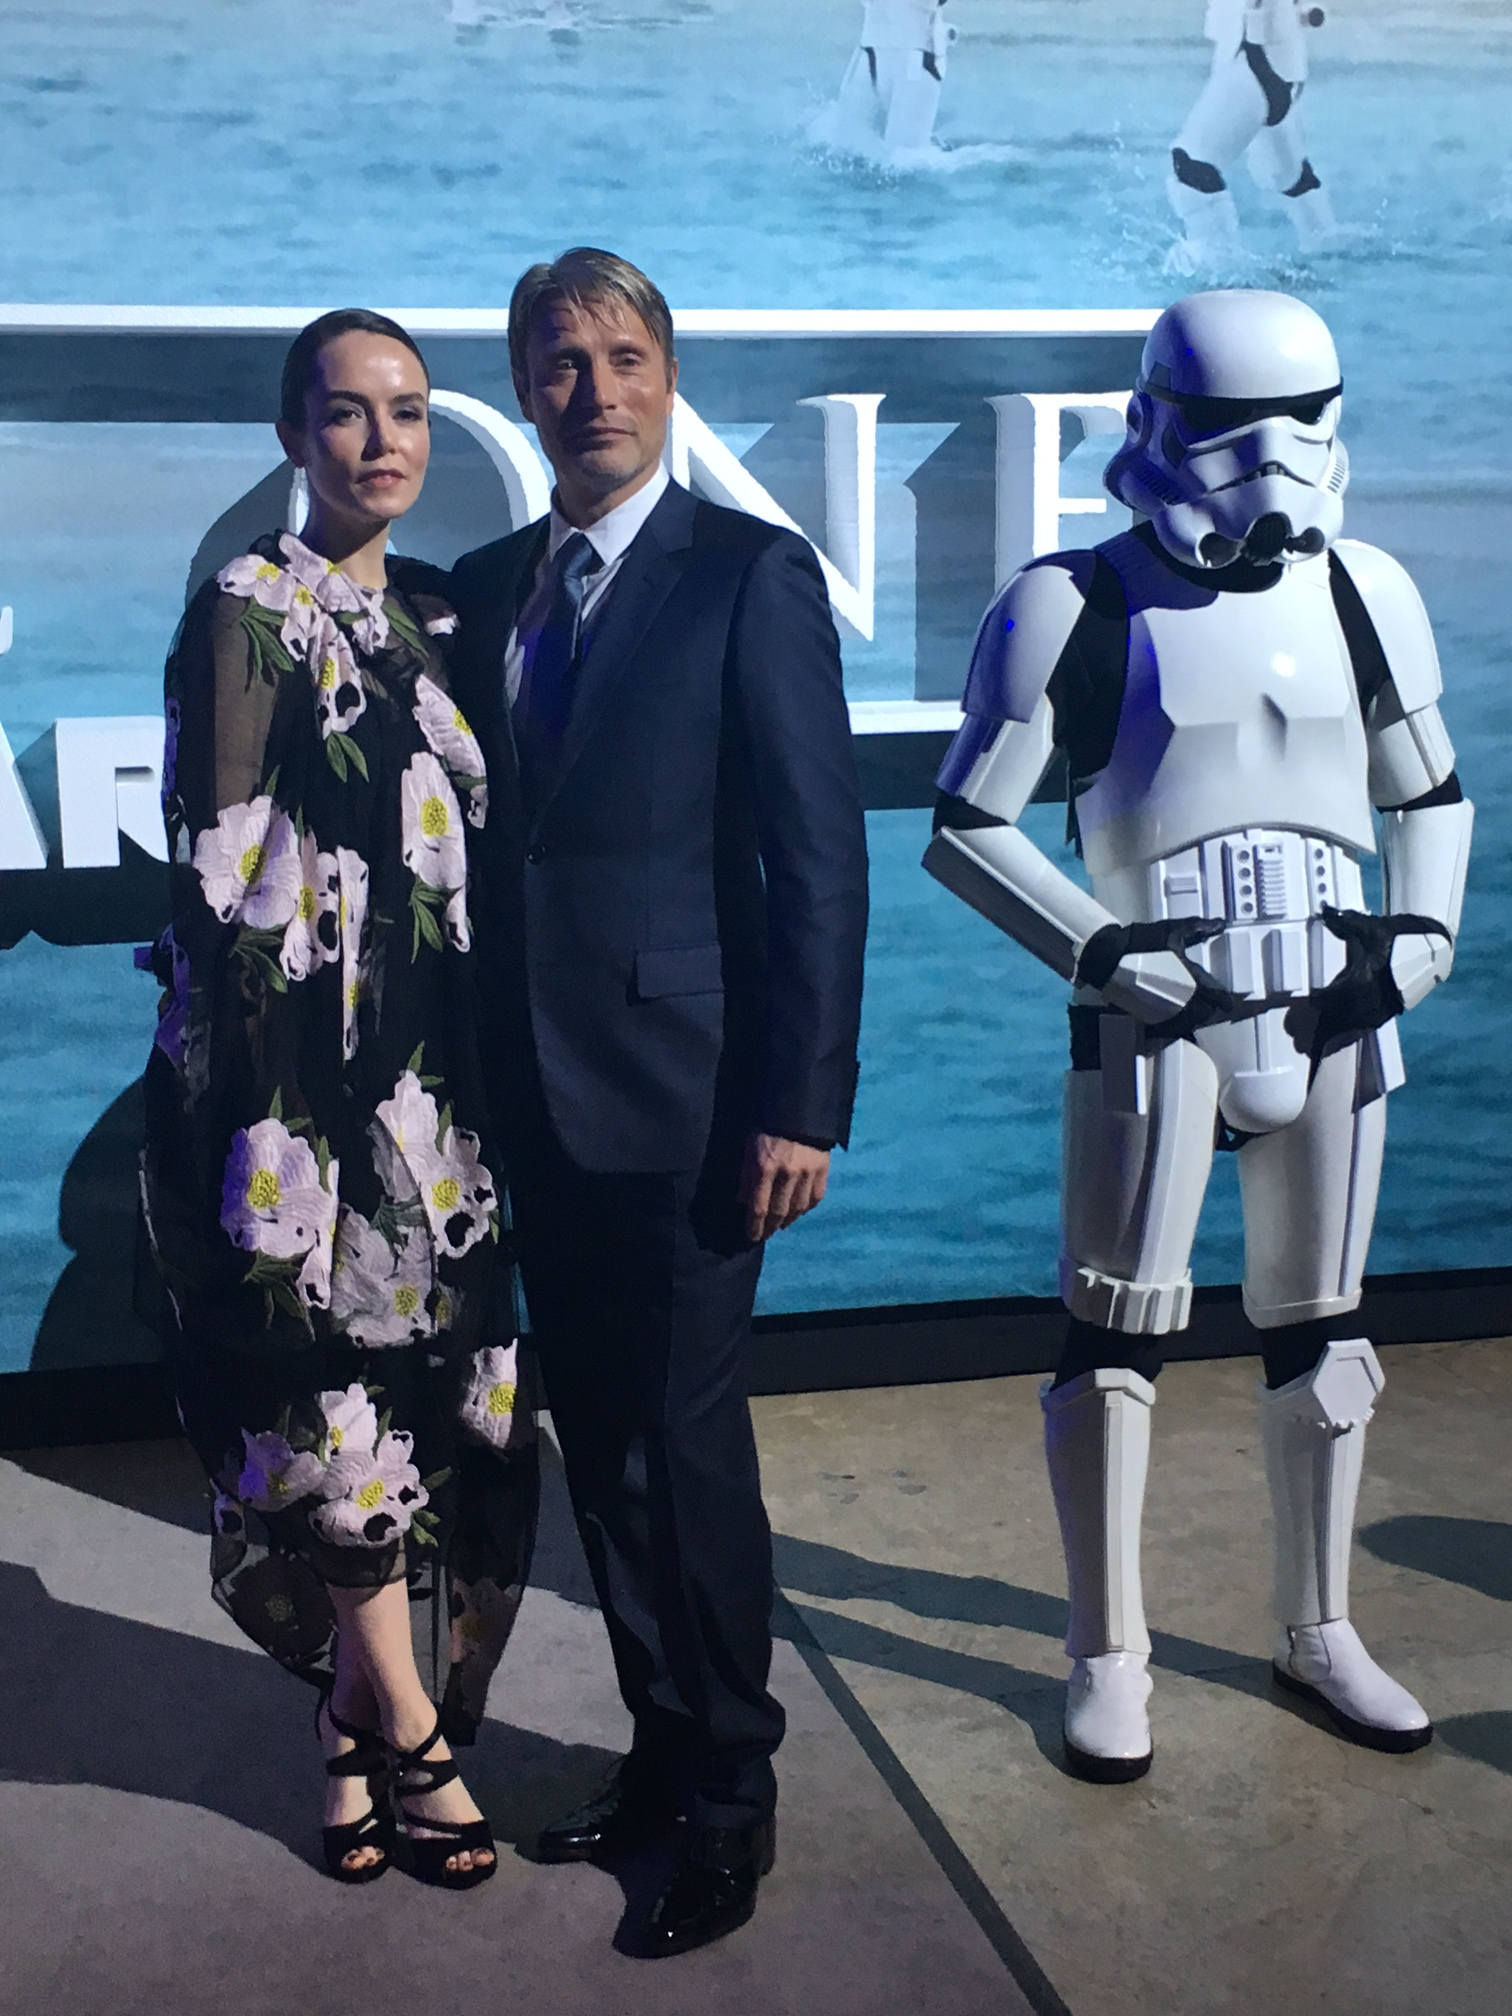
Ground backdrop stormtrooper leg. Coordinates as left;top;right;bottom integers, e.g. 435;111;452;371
1168;43;1268;267
875;45;942;157
830;46;885;146
1240;1039;1431;1746
1247;112;1341;252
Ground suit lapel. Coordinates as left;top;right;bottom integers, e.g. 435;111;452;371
494;521;550;709
535;482;697;820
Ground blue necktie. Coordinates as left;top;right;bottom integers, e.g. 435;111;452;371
516;531;604;769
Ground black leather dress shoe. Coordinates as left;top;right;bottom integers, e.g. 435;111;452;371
632;1816;776;1959
535;1759;681;1863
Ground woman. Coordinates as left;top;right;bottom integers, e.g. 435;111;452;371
140;309;537;1887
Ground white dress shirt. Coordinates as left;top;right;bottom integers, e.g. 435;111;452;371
503;462;671;708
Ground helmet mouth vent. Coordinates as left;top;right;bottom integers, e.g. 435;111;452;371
1243;513;1293;562
1197;532;1243;567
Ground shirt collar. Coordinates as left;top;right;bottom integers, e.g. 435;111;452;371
547;462;670;570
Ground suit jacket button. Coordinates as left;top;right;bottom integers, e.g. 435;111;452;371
526;842;546;865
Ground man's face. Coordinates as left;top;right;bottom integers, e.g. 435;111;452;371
516;296;677;508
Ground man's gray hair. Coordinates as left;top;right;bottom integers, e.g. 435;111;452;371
508;247;676;383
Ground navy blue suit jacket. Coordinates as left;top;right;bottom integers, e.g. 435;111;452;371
448;480;869;1175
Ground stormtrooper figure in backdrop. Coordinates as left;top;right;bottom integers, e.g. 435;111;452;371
825;0;956;160
1169;1;1343;269
925;290;1471;1782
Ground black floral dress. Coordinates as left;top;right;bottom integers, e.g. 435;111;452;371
140;530;536;1735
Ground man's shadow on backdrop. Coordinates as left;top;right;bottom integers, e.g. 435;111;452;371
30;1078;160;1373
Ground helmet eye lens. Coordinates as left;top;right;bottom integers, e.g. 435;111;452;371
1167;388;1339;438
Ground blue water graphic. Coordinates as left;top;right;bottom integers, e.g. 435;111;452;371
0;0;1509;1365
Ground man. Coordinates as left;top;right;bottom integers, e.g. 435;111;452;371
448;247;868;1957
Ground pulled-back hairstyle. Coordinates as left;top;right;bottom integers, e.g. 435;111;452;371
507;247;675;385
279;308;430;429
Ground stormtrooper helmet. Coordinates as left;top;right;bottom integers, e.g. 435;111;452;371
1104;289;1348;570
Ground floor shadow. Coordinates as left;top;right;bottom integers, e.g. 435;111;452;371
528;1428;600;1612
9;1396;602;1595
1435;1712;1512;1777
1359;1516;1512;1604
0;1556;617;1867
8;1437;210;1534
772;1528;1274;1765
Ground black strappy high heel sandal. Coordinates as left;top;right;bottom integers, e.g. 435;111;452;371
389;1716;497;1891
319;1693;395;1885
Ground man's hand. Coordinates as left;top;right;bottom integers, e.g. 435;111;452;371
739;1134;831;1242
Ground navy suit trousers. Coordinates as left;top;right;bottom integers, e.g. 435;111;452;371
509;1080;785;1831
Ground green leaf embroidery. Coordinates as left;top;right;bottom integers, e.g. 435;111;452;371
409;880;445;959
268;1086;284;1121
435;1101;453;1152
238;600;295;686
406;1042;426;1075
325;731;369;783
385;601;426;654
231;927;289;995
373;1194;428;1249
245;1252;312;1331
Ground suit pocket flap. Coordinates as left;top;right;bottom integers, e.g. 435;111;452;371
633;944;724;999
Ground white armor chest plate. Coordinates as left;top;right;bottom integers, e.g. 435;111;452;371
1076;542;1373;880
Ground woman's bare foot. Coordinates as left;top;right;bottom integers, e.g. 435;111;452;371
318;1692;387;1875
385;1702;494;1877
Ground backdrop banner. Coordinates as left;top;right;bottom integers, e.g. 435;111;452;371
0;1;1505;1376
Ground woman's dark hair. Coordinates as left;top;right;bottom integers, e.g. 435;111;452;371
279;309;430;429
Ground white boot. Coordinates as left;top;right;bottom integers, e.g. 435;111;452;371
1042;1367;1157;1782
1285;180;1354;253
1261;1340;1432;1753
1165;176;1245;276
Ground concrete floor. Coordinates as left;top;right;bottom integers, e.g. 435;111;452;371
3;1337;1510;2015
754;1338;1512;2016
0;1425;1021;2016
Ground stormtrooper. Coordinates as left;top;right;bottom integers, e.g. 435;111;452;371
1169;1;1342;268
828;0;956;160
924;290;1471;1782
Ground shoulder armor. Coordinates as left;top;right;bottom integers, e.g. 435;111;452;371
1331;538;1442;715
962;551;1096;724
